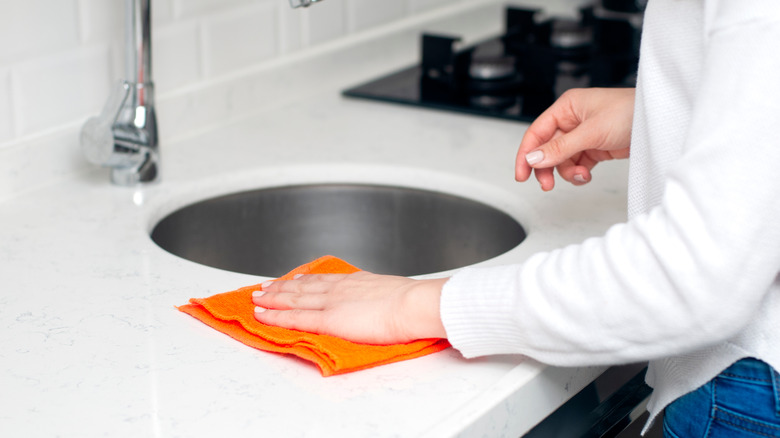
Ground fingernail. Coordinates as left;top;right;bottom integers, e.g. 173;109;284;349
254;306;267;314
525;150;544;166
293;273;304;279
252;290;265;298
261;281;273;289
574;174;587;183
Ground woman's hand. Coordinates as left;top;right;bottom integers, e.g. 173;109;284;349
252;272;448;345
516;88;635;191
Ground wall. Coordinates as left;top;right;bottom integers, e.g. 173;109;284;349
0;0;512;200
0;0;585;200
0;0;471;146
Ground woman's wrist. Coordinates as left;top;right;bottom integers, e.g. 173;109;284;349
403;278;449;340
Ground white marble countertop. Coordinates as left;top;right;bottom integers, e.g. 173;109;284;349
0;3;630;437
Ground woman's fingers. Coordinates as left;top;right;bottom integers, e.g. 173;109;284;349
263;273;349;292
253;307;326;334
534;166;557;191
527;118;608;168
252;273;352;310
556;152;592;185
516;88;635;190
253;289;328;311
556;162;590;186
516;127;550;182
515;94;580;182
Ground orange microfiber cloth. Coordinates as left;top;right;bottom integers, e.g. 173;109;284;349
178;256;450;376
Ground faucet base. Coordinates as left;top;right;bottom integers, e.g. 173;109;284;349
110;157;159;186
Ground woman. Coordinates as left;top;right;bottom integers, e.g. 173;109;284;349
252;0;780;435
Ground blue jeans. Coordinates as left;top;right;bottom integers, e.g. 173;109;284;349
663;358;780;437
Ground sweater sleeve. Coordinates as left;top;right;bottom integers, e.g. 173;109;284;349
440;17;780;366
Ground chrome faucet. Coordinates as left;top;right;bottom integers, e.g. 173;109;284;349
81;0;322;185
289;0;324;7
81;0;158;186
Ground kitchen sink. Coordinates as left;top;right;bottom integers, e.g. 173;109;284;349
151;183;526;277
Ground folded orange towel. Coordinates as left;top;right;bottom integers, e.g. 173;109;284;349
178;256;450;376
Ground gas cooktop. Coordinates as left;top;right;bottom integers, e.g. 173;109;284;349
343;4;644;122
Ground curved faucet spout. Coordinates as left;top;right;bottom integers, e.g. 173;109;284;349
82;0;320;185
289;0;324;8
81;0;158;186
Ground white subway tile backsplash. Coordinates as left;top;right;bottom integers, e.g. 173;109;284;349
307;0;347;45
173;0;256;19
153;0;175;25
278;4;305;54
0;68;13;143
350;0;408;32
410;0;462;13
0;0;471;142
77;0;124;45
0;0;80;65
153;22;202;93
0;0;488;197
201;3;278;78
12;45;112;136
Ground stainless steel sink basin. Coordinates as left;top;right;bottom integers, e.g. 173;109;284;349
151;184;526;277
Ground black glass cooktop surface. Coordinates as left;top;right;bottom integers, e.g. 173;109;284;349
343;5;642;122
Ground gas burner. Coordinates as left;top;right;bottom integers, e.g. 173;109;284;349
468;55;517;82
343;4;643;123
549;18;593;53
467;55;523;94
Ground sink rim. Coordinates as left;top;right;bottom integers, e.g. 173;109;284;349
144;163;537;277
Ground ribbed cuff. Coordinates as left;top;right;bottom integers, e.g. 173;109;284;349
440;264;526;358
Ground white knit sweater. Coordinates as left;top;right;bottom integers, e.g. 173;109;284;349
440;0;780;429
